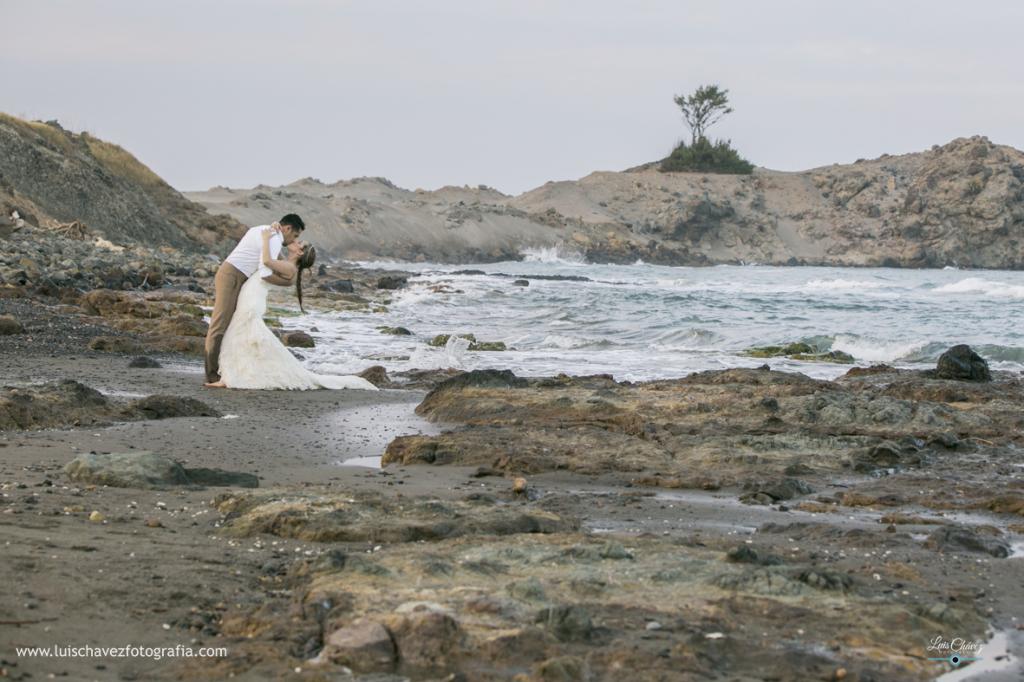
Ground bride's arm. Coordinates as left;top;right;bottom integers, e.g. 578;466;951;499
261;229;297;282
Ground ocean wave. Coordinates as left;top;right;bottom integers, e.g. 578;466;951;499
933;277;1024;298
800;278;888;291
519;245;587;265
539;334;614;349
828;334;928;363
649;328;721;350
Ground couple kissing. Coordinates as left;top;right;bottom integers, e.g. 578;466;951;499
202;214;377;391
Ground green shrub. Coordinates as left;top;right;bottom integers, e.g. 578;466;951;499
660;137;754;175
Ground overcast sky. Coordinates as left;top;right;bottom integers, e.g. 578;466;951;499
3;1;1022;196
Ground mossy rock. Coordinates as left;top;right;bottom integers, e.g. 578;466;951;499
378;326;413;336
267;307;301;317
744;343;854;364
791;350;855;364
428;333;476;347
263;317;282;328
745;343;817;358
429;333;507;352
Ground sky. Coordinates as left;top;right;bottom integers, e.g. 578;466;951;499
3;1;1022;196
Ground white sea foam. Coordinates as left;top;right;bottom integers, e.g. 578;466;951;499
540;334;596;349
800;278;887;291
520;245;587;265
934;277;1024;298
830;334;927;363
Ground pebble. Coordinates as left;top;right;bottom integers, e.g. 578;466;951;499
513;478;527;493
88;511;105;522
146;520;163;528
645;621;662;631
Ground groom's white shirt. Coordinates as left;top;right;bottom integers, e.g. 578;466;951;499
224;225;283;278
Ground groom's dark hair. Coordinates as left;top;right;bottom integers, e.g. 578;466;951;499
279;213;305;232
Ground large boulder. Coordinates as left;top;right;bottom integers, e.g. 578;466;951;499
64;451;192;489
318;279;356;294
936;344;991;382
282;331;315;348
64;451;257;490
323;621;395;672
922;525;1009;558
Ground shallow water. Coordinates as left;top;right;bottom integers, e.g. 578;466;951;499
288;256;1024;382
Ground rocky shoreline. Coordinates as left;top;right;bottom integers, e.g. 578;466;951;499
2;268;1023;681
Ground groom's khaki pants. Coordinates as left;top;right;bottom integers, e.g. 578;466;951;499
205;263;249;383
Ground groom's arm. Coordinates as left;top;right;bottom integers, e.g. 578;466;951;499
263;273;296;286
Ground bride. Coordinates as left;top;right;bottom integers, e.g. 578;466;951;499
209;227;378;391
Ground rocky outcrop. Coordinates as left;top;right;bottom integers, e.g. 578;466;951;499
0;380;221;430
185;136;1024;269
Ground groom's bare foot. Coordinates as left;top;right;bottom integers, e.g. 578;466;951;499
204;381;227;388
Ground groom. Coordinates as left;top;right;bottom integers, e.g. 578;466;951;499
204;213;306;386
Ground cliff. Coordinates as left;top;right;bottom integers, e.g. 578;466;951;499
186;135;1024;269
0;114;246;251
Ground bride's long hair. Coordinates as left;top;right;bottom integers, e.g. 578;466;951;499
295;245;316;313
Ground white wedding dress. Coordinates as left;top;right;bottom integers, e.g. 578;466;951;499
218;273;378;391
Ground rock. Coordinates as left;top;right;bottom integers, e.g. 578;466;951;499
535;605;593;641
0;315;23;335
919;603;963;625
798;568;855;592
149;316;208;337
0;380;109;430
145;520;163;528
89;511;105;522
935;344;991;382
64;452;193;489
183;468;258;488
598;540;632;560
922;525;1009;558
378;326;412;335
318;279;356;294
533;655;593;681
427;333;507;351
88;336;147;354
322;620;395;672
513;279;529;286
513;478;528;493
740;477;814;503
64;451;253;490
382;612;462;669
128;356;162;369
129;395;221;419
725;545;783;566
376;275;408;290
425;369;528;396
507;578;549;605
358;365;392;388
711;567;813;596
282;331;315;348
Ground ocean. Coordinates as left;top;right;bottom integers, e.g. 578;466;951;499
287;249;1024;383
